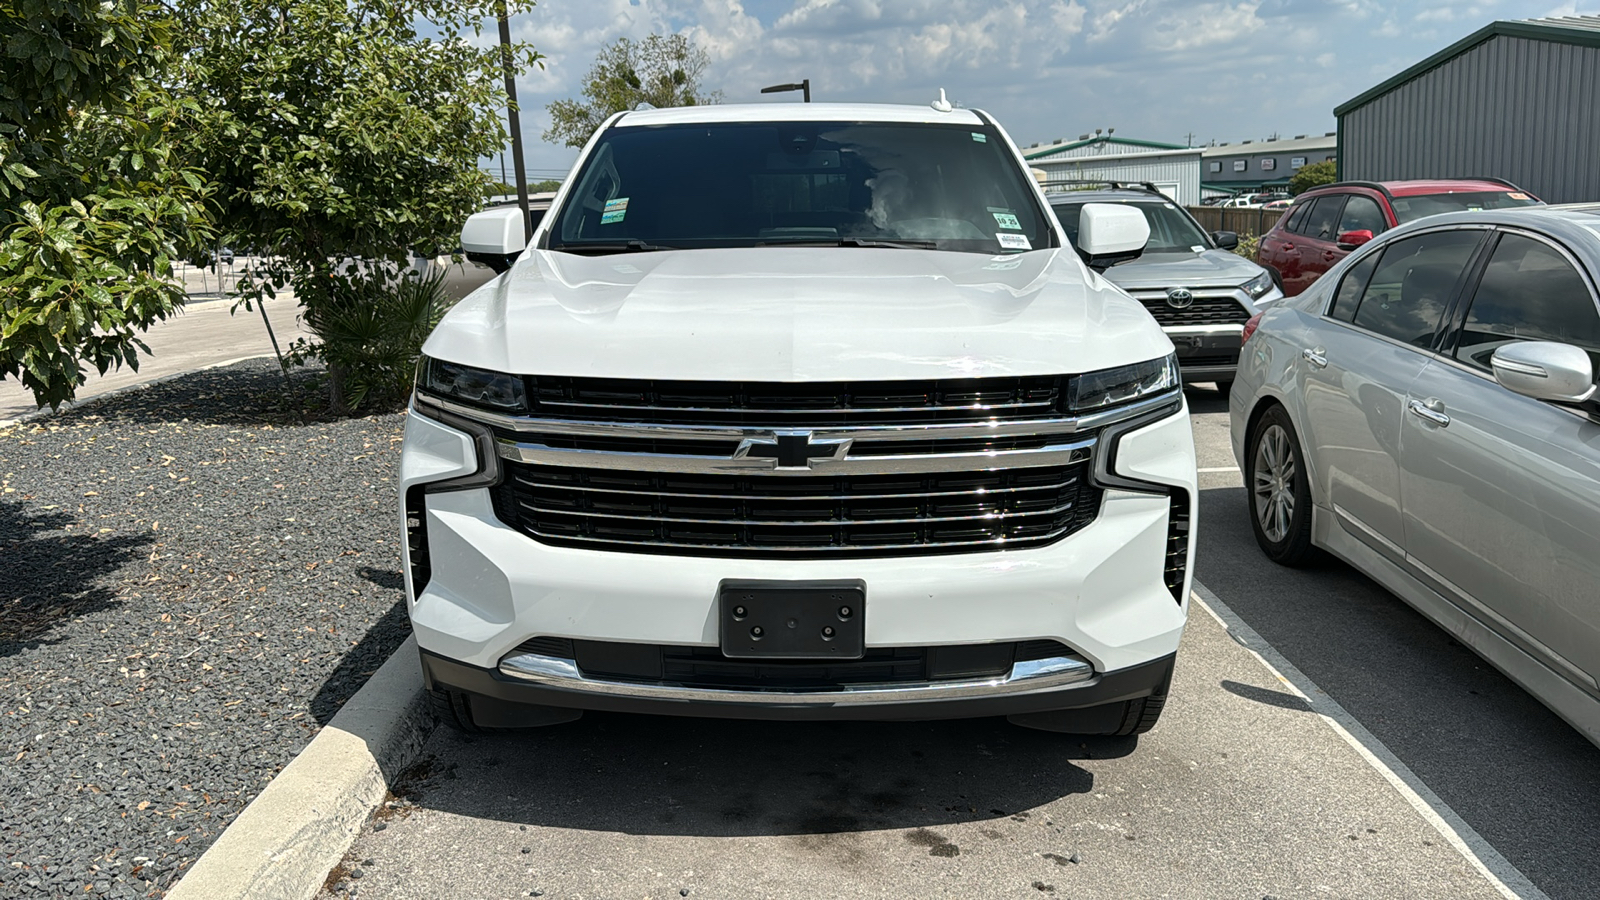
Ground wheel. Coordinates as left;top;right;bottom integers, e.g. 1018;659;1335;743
1008;667;1172;736
1245;404;1318;566
429;686;582;732
429;687;492;734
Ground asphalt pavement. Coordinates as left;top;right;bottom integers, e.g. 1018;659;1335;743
317;386;1600;900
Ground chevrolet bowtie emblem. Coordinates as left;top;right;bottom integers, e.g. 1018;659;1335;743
734;430;852;469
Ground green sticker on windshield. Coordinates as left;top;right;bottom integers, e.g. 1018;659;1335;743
972;132;987;143
600;197;629;225
992;211;1021;230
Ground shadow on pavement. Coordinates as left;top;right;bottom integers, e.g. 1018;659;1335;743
1197;483;1600;900
1220;679;1312;712
0;501;154;655
396;714;1131;837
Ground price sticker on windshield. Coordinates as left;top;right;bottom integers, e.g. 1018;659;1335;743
992;211;1021;230
601;197;629;225
996;233;1032;251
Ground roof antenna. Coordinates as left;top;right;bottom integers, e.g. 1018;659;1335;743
931;88;953;113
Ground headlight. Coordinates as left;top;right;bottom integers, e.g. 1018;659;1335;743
1243;270;1275;300
416;356;527;412
1069;354;1179;412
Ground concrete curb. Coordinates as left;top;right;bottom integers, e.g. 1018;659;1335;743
0;354;281;428
165;636;433;900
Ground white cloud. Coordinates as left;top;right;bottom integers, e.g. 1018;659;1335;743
493;0;1570;178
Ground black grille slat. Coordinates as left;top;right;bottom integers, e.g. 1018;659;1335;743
1136;295;1250;327
497;461;1101;558
1164;490;1191;603
527;375;1065;426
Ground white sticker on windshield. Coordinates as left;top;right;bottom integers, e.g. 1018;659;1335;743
600;197;629;225
996;233;1032;251
992;211;1021;230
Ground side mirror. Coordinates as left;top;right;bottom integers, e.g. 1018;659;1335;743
461;207;528;274
1336;229;1373;250
1490;341;1597;404
1212;230;1239;250
1076;204;1150;270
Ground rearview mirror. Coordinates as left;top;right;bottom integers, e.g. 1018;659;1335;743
1077;204;1150;270
461;207;528;273
1336;229;1373;250
1490;341;1597;404
1212;230;1239;250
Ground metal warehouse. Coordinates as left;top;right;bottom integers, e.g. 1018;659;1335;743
1022;135;1202;206
1337;15;1600;204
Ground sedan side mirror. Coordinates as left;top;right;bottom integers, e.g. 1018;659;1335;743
1336;229;1373;250
1212;231;1239;250
1490;341;1598;404
461;207;528;274
1077;204;1150;271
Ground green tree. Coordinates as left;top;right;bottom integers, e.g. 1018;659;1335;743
544;34;721;148
0;0;213;409
176;0;543;411
1289;160;1338;195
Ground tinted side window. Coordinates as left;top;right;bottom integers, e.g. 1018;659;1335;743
1283;202;1311;234
1454;234;1600;374
1338;195;1387;236
1303;196;1345;241
1329;252;1380;322
1349;230;1483;347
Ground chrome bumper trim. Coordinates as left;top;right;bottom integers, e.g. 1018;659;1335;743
496;651;1096;705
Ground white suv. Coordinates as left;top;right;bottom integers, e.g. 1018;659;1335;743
401;102;1197;736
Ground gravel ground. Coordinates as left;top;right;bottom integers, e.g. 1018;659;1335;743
0;359;411;898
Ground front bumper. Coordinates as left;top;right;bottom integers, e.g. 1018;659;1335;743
1167;324;1244;381
422;646;1177;723
400;396;1197;716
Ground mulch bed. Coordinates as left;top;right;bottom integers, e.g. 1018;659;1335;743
0;359;412;898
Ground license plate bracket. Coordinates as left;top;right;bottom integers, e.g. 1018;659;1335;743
718;580;865;660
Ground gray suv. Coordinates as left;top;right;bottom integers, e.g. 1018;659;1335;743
1050;184;1282;387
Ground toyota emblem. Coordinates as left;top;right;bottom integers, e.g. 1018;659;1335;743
1165;288;1194;309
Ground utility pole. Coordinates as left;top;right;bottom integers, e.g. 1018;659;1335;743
1184;132;1195;147
496;3;533;243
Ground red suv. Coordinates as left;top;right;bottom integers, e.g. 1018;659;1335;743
1256;179;1542;296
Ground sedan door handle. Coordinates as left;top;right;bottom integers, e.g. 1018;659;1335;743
1302;347;1328;368
1408;398;1451;427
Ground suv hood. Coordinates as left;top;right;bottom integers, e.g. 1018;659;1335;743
422;247;1172;382
1099;248;1265;291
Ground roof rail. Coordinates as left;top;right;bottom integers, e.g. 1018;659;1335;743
1037;178;1166;195
1308;177;1530;199
1309;180;1396;199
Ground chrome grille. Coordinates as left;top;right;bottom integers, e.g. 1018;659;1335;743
1134;294;1250;327
527;375;1065;426
493;461;1101;557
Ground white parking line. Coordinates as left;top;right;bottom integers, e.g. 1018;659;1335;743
1191;579;1551;900
1197;466;1241;473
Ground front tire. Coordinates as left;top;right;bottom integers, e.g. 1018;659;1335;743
1245;404;1317;566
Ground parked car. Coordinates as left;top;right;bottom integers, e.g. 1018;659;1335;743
1230;206;1600;747
1049;184;1283;388
407;102;1197;736
1221;196;1261;209
1254;192;1291;205
1261;198;1293;211
1256;178;1542;296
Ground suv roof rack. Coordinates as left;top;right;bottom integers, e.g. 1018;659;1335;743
1307;176;1528;201
1039;179;1167;196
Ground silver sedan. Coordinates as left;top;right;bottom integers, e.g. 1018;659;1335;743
1228;207;1600;748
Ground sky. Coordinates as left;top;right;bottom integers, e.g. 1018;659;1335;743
489;0;1599;181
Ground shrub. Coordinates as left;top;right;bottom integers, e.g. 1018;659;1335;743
288;268;450;412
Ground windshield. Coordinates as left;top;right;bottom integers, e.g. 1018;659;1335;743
549;121;1055;254
1390;190;1542;223
1051;199;1211;252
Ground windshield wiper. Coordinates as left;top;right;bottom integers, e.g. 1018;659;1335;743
756;237;939;250
549;240;676;255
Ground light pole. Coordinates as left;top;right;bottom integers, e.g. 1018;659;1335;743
496;3;532;243
760;79;811;102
